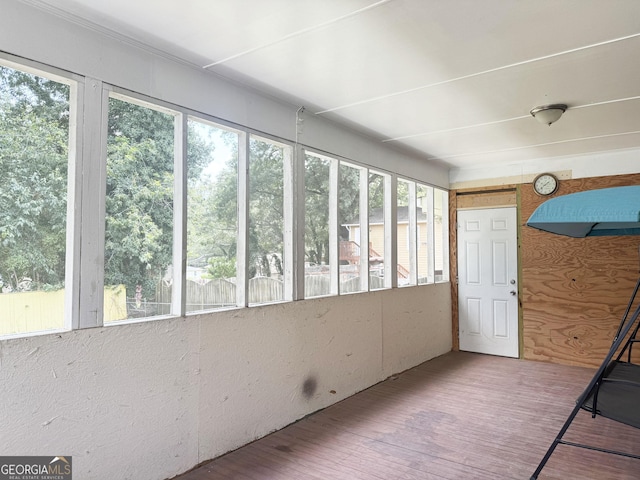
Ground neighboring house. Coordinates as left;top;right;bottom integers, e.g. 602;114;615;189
186;265;207;282
342;205;445;283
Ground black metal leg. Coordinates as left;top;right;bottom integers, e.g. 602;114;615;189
530;399;585;479
531;303;640;478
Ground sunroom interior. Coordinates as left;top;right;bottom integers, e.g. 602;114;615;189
2;1;640;479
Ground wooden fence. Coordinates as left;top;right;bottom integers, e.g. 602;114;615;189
0;275;389;336
0;286;127;335
155;275;387;312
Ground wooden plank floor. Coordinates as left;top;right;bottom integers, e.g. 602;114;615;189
173;351;640;480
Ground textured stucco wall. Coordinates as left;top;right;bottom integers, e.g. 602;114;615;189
0;284;451;480
0;318;201;479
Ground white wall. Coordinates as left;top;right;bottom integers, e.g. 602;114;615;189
450;146;640;188
0;285;451;480
0;2;452;479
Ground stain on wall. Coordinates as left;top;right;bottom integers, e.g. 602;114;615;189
302;376;318;399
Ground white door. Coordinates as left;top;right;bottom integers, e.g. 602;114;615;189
457;207;519;358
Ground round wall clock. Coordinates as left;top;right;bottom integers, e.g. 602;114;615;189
533;173;559;196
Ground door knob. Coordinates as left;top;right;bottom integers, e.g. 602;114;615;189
510;290;516;296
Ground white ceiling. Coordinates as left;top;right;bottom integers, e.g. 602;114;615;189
30;0;640;171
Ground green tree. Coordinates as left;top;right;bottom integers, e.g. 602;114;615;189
187;130;238;267
197;147;379;275
189;137;288;279
205;257;236;279
304;155;330;265
105;98;211;301
0;63;391;299
338;163;362;243
0;66;213;301
0;66;69;290
249;138;284;277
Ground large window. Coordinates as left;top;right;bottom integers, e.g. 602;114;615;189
417;183;433;285
304;155;451;296
187;119;238;312
368;171;388;290
248;136;290;305
0;55;450;338
0;63;73;336
434;188;449;282
301;152;449;297
397;179;414;286
397;179;450;286
104;95;177;322
304;152;331;298
339;162;366;294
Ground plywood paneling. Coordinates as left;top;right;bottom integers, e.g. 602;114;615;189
521;173;640;367
449;190;459;350
456;189;517;209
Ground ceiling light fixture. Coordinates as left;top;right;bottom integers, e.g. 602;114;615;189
530;104;567;126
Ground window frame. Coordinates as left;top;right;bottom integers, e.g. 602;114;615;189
184;115;243;314
0;53;450;339
246;133;294;306
0;53;82;338
100;87;182;325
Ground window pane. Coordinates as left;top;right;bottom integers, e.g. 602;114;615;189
396;179;412;286
304;153;331;298
339;162;363;294
434;188;449;282
369;172;386;290
249;136;285;305
104;96;175;322
417;183;432;285
187;119;238;312
0;65;70;336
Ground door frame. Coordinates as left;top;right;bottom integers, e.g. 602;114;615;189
449;186;522;357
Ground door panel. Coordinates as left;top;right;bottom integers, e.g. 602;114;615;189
467;297;481;334
458;207;518;358
466;242;480;284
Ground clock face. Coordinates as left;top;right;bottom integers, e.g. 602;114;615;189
533;173;558;196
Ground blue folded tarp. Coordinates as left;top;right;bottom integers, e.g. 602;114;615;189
526;185;640;237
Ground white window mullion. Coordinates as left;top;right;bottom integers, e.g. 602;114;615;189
171;113;187;316
292;146;305;300
329;159;339;295
77;79;108;329
359;168;369;292
426;186;435;284
283;146;295;301
236;132;249;307
386;175;397;289
408;181;418;285
65;79;82;330
441;190;450;282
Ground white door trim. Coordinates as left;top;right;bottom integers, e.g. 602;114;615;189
457;207;519;358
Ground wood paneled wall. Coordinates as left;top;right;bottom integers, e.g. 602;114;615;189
521;173;640;367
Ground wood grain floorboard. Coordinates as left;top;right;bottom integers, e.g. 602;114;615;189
172;351;640;480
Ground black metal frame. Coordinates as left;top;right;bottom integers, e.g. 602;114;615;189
530;276;640;479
